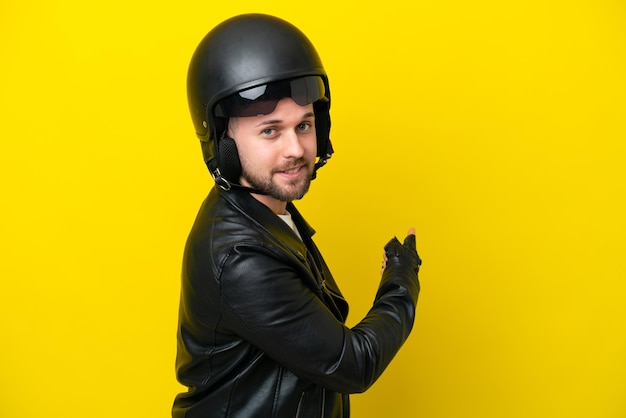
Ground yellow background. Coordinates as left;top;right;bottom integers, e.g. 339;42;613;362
1;1;625;417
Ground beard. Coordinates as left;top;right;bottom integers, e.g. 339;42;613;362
241;158;313;202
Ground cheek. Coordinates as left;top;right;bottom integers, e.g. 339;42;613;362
236;140;271;167
304;136;318;158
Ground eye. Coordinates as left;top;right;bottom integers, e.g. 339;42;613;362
261;127;277;137
297;122;312;132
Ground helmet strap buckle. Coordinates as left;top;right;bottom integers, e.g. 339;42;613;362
210;166;232;191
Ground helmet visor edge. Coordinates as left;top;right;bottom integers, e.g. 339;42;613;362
214;76;327;118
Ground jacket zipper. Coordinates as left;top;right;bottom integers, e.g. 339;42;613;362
295;392;305;418
295;389;326;418
321;279;346;302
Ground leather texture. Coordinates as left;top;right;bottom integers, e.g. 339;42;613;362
173;187;420;417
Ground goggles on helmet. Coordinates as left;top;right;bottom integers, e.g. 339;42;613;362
214;76;328;118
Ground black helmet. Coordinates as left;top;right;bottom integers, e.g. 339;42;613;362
187;13;333;188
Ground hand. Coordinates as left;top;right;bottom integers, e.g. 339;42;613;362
381;228;421;275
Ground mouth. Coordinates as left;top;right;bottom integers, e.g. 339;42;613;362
276;164;306;178
282;166;302;174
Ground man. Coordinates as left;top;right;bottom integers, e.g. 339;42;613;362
174;14;422;418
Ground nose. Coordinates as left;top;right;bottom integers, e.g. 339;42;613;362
281;129;305;159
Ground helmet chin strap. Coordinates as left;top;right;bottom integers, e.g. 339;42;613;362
312;153;331;180
312;135;333;180
210;166;268;196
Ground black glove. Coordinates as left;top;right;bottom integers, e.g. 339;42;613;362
384;234;422;276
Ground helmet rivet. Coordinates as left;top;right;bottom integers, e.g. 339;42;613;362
202;121;207;128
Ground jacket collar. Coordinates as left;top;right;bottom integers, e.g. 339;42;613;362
217;186;315;255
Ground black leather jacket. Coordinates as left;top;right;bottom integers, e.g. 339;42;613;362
173;187;420;417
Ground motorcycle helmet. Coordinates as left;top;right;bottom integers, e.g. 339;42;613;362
187;13;333;190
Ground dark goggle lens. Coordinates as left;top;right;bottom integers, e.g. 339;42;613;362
214;76;327;117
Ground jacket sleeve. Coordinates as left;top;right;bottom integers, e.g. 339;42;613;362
216;237;421;394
